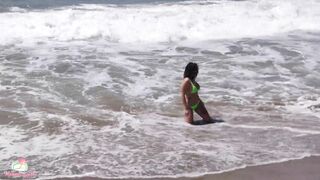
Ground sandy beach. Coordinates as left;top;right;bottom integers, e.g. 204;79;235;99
153;156;320;180
52;156;320;180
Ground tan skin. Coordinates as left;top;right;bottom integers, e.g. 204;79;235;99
181;74;212;124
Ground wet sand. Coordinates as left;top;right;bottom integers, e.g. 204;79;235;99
155;156;320;180
54;156;320;180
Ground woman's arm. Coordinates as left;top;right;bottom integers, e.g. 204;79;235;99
181;79;194;123
181;79;191;110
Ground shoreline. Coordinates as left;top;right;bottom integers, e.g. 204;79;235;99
167;155;320;180
49;156;320;180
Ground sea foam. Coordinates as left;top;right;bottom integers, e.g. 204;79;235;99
0;0;320;45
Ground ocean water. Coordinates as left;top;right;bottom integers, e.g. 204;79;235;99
0;0;320;179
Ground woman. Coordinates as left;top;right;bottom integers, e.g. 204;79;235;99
181;62;212;124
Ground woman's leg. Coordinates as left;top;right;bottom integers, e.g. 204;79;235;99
195;101;211;121
184;109;194;124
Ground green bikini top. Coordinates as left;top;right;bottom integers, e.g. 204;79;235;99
190;80;199;94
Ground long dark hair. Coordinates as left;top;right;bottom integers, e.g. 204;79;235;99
183;62;198;81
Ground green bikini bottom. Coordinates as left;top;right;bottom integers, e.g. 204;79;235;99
191;101;200;110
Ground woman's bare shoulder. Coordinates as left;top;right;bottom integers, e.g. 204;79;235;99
181;78;191;90
182;78;191;85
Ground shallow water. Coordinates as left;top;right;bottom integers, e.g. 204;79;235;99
0;0;320;179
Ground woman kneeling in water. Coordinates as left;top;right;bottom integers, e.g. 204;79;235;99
181;62;212;124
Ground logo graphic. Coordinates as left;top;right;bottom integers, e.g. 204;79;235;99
2;157;37;179
11;158;28;172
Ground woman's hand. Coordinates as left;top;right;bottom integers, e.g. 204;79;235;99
184;107;193;124
184;108;191;115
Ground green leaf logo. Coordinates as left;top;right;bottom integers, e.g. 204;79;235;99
11;158;28;172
